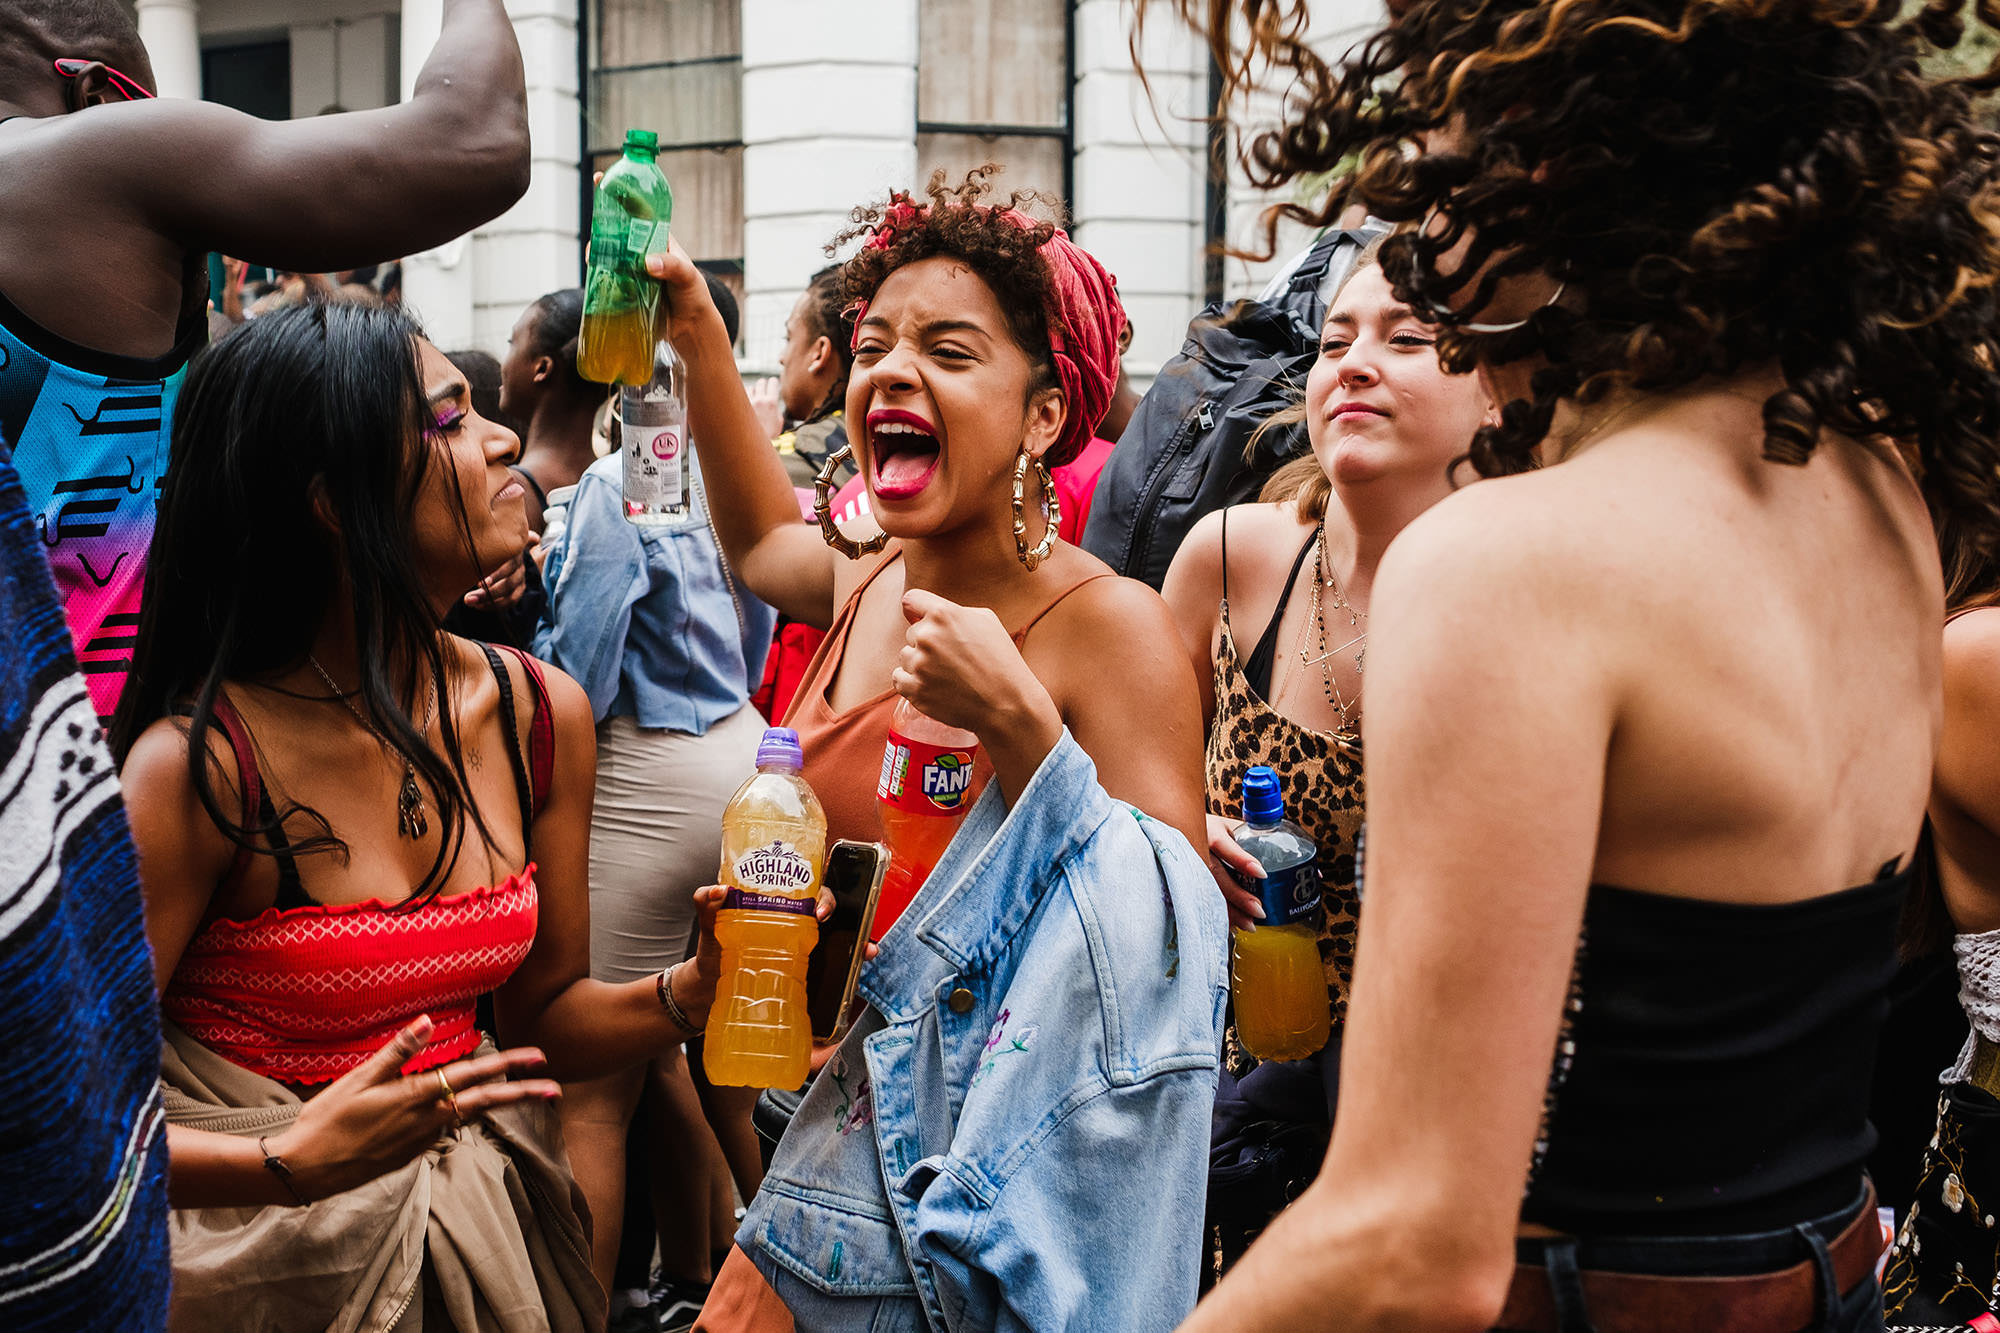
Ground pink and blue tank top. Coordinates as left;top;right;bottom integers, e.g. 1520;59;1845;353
0;267;206;721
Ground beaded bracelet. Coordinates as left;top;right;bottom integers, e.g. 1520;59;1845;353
656;963;698;1034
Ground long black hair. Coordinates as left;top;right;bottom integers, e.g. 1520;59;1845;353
110;302;495;905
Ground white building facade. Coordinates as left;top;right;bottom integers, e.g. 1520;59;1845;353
128;0;1377;378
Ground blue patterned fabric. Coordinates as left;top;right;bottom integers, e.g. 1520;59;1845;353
0;439;168;1329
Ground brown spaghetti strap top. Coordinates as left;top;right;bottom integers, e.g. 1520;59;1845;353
783;546;1113;863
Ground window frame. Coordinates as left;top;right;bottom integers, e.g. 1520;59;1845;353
576;0;747;317
914;0;1077;210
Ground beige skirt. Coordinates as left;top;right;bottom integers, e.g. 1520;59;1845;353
161;1023;605;1333
587;705;764;983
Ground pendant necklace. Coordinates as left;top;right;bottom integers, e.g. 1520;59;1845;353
308;656;437;839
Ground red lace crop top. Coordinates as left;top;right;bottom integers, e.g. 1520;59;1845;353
160;644;555;1084
162;868;539;1084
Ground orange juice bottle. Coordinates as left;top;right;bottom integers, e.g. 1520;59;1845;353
703;728;826;1089
578;129;672;386
1229;767;1331;1062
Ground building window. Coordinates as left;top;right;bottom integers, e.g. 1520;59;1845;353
916;0;1073;209
584;0;744;322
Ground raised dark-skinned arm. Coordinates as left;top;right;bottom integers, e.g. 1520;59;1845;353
53;0;530;272
646;240;844;627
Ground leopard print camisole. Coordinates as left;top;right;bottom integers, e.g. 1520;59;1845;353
1205;564;1366;1070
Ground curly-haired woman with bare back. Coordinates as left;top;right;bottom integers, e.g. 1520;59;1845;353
1140;0;2000;1327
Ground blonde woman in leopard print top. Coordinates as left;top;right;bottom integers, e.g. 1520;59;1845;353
1160;248;1491;1274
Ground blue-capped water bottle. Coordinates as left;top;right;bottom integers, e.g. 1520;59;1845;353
1229;766;1331;1061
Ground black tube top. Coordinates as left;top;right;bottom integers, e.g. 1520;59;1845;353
1521;861;1909;1236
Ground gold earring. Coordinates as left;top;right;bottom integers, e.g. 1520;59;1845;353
813;445;887;559
1012;451;1060;572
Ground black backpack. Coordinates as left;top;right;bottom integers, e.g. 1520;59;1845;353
1083;223;1386;589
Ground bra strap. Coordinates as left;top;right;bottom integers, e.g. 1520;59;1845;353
482;644;555;824
204;694;308;908
1013;572;1119;643
206;697;260;895
1220;507;1230;605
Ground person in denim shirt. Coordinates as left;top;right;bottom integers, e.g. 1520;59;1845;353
726;730;1228;1332
534;453;777;1303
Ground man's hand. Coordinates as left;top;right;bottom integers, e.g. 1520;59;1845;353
748;378;786;441
464;542;537;612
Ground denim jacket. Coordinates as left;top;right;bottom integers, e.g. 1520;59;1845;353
737;731;1230;1332
532;456;773;730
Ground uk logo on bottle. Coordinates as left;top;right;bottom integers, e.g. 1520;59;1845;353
651;428;681;461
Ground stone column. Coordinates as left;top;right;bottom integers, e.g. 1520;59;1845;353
1070;0;1207;380
397;0;477;349
134;0;202;101
470;0;582;352
739;0;919;370
397;0;581;355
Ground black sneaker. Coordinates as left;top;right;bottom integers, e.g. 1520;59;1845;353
607;1302;657;1333
649;1275;711;1333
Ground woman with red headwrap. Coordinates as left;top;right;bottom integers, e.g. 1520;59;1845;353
652;170;1222;1330
653;169;1207;911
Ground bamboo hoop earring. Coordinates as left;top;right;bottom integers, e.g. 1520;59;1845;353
813;445;886;559
1012;452;1060;572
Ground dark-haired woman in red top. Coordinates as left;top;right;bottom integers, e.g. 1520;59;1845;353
112;303;757;1329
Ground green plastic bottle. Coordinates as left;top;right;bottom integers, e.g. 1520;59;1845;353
578;129;674;386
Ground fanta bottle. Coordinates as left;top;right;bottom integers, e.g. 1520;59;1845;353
874;698;979;937
703;728;827;1089
1229;767;1331;1062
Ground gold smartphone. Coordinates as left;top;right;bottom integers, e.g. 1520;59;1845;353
806;840;887;1043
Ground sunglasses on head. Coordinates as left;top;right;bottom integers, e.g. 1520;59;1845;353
53;58;154;103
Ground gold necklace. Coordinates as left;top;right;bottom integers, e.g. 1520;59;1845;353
307;655;436;840
1299;518;1366;732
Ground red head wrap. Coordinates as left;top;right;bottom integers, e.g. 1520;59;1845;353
850;203;1126;468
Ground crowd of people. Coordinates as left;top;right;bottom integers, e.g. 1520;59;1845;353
11;0;2000;1330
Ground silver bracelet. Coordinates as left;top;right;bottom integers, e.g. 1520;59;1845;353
656;963;698;1034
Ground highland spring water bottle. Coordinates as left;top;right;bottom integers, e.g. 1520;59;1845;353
703;728;828;1089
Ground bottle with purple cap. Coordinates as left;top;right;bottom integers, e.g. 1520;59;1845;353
704;727;828;1088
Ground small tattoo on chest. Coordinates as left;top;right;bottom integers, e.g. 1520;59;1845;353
466;748;483;770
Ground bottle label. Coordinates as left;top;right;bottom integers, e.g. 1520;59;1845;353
1231;859;1323;929
877;731;977;816
721;887;816;915
622;421;684;510
730;839;816;892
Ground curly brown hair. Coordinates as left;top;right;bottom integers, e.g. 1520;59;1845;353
833;166;1068;403
1147;0;2000;551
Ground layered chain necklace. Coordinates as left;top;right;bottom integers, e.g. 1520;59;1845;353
307;656;437;840
1297;517;1367;735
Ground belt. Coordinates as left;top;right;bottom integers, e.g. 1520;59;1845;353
1967;1032;2000;1099
1495;1183;1882;1333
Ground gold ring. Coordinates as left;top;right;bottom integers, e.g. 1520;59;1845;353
434;1068;463;1125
